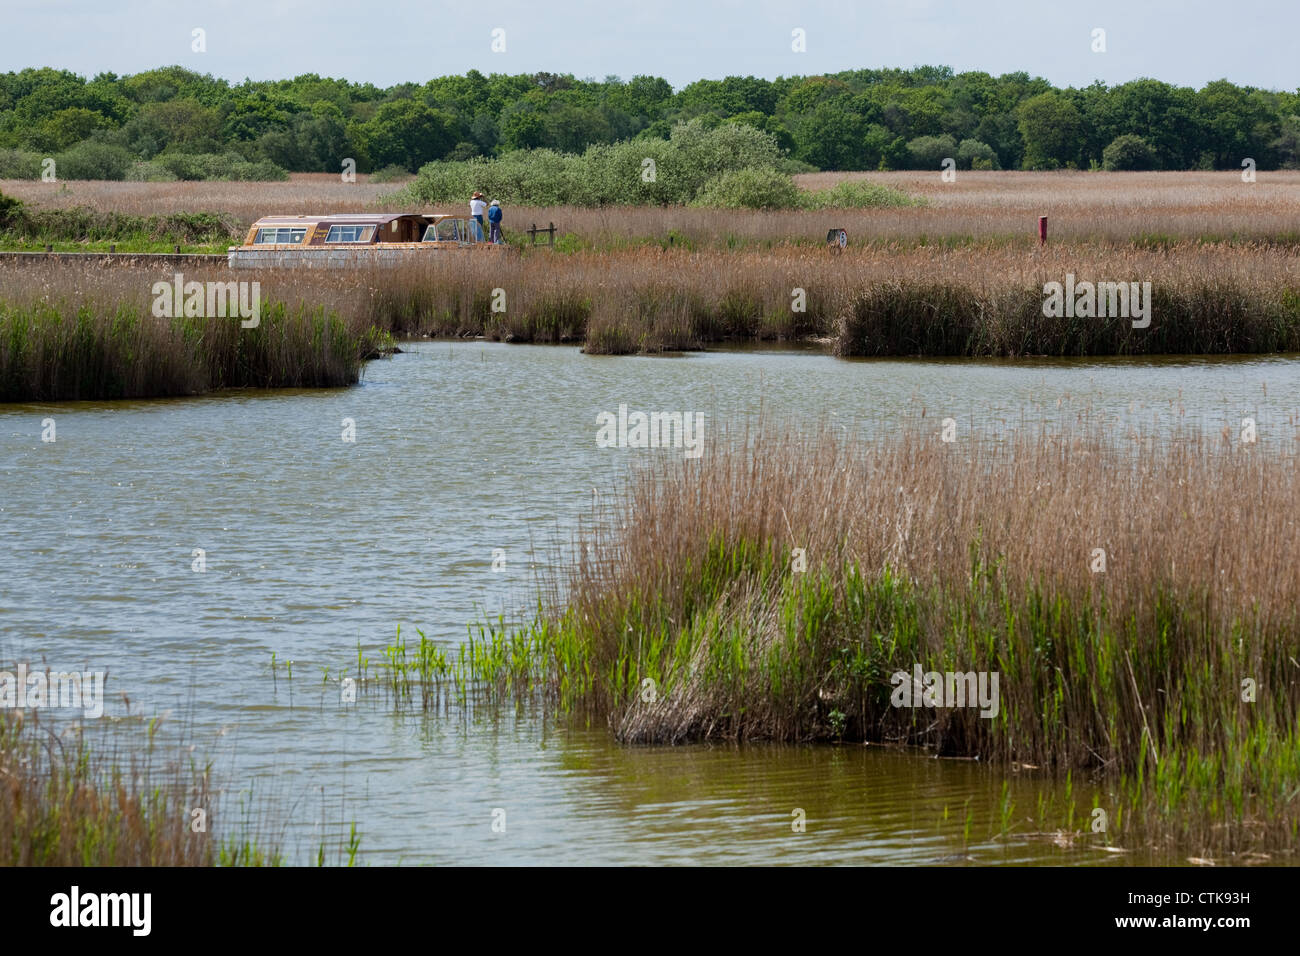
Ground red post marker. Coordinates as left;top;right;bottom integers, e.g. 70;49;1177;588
1038;216;1048;245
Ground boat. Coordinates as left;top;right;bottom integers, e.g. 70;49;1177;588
227;213;504;268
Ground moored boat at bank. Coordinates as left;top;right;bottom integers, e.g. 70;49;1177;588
228;212;503;268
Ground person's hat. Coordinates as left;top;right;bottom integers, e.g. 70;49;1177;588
490;199;500;206
472;191;483;198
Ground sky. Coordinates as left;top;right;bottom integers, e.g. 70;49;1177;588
2;0;1295;92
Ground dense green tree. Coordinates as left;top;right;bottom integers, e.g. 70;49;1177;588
879;136;910;170
605;75;673;123
1102;134;1158;170
1270;115;1300;168
358;99;458;170
543;100;613;153
1197;80;1278;168
255;101;352;171
676;76;777;117
1017;91;1082;168
791;100;865;170
906;134;957;170
117;99;223;156
778;76;852;117
29;107;109;152
499;99;549;150
956;138;999;169
221;91;300;141
1086;80;1201;169
120;66;229;105
722;111;794;153
971;114;1021;169
1;63;1297;177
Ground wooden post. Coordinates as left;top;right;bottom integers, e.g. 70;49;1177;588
548;222;555;247
109;243;115;254
1038;216;1047;246
174;244;181;254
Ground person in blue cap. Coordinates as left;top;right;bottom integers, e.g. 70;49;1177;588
487;199;504;243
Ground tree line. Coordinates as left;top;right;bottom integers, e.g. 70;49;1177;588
1;64;1298;178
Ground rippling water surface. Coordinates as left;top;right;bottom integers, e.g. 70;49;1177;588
3;342;1298;864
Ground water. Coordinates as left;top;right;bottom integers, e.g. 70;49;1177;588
3;342;1299;864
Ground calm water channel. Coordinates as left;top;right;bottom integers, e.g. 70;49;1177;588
4;342;1299;864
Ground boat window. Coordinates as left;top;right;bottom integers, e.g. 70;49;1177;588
254;227;307;245
429;219;460;242
324;225;375;243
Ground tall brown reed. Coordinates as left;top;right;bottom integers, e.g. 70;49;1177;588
542;420;1300;852
4;233;1299;401
0;710;251;865
6;170;1300;246
0;262;381;400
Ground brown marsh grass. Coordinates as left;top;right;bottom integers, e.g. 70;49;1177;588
4;236;1299;399
527;420;1300;854
0;709;278;865
0;260;383;400
5;171;1300;398
0;173;402;224
7;171;1300;247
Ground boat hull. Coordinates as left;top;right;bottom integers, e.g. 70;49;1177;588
227;244;501;269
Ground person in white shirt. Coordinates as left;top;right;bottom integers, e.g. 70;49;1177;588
469;191;487;240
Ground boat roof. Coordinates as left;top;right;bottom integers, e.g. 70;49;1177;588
251;213;458;225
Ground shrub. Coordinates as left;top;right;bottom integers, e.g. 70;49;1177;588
403;120;788;208
775;156;819;174
153;153;206;180
0;189;22;225
690;167;801;209
407;149;579;206
0;204;238;244
1103;134;1158;171
444;142;480;162
575;138;677;205
126;160;179;182
664;119;784;186
154;152;288;181
52;142;136;180
368;164;413;184
0;149;42;179
906;134;958;170
801;179;925;209
956;138;1000;170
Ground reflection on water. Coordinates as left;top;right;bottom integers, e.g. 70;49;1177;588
3;342;1298;864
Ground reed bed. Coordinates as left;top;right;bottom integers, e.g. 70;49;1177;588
4;237;1298;400
0;709;280;866
367;240;1300;357
6;171;1300;248
0;261;389;400
0;175;402;224
454;421;1300;853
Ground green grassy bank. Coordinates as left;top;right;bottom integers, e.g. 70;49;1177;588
0;298;388;401
380;425;1300;857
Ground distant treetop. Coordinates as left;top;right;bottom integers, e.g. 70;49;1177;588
1;65;1297;176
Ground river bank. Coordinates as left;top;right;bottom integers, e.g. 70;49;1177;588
0;260;392;400
0;708;281;866
5;239;1300;401
6;340;1298;863
443;423;1300;857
